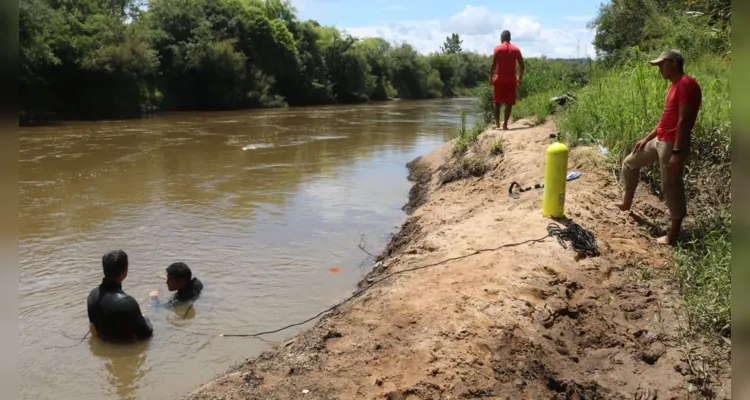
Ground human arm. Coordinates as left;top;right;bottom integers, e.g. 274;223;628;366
633;127;658;153
670;102;699;171
123;296;154;339
489;52;497;84
517;54;525;86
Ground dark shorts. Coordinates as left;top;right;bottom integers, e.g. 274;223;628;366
493;81;517;105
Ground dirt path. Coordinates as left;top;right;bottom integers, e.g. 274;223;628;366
181;120;727;399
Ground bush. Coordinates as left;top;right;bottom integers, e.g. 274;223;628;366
490;138;504;155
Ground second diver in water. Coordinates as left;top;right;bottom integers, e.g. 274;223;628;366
149;262;203;307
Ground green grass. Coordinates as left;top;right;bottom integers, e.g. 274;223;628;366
557;50;730;169
474;57;589;125
451;109;485;155
490;138;504;155
673;213;731;338
552;48;731;340
510;91;557;124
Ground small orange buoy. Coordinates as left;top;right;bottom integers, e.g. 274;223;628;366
328;268;340;273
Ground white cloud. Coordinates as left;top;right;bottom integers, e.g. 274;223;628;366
343;5;596;58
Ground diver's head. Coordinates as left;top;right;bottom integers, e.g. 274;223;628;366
166;262;192;291
102;250;129;282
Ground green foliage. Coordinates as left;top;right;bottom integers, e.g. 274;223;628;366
554;53;731;338
556;50;730;210
673;214;731;337
561;0;732;340
589;0;731;64
441;33;463;54
19;0;492;122
451;109;485;155
490;138;504;155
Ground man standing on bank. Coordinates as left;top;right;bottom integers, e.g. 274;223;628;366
615;49;702;246
490;30;524;130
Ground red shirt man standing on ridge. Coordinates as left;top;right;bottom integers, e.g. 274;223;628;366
615;49;702;246
490;30;525;130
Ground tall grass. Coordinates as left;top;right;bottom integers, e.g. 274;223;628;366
451;109;484;155
673;214;731;337
556;47;731;338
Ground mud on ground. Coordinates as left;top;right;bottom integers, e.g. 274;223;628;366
181;120;730;400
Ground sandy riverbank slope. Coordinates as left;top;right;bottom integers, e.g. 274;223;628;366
181;119;728;399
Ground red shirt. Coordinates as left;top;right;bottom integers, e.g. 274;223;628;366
656;74;702;142
493;42;522;84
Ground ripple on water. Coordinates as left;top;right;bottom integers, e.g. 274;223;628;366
19;99;477;400
242;143;275;150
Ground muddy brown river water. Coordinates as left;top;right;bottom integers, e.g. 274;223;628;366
19;99;476;400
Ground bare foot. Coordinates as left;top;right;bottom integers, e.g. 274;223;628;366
613;202;630;211
502;125;508;131
655;235;675;246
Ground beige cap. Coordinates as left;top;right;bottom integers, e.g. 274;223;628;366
649;49;684;65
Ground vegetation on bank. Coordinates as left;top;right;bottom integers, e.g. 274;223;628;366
23;0;731;342
19;0;497;123
468;0;731;340
560;0;731;340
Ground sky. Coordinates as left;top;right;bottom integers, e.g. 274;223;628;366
292;0;605;58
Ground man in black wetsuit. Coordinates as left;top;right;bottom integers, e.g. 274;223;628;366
149;262;203;307
87;250;153;342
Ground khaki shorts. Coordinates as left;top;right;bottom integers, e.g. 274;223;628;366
621;138;687;220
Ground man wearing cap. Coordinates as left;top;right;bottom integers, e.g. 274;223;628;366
490;30;525;130
615;49;702;246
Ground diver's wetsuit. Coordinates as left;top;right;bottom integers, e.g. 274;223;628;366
152;277;203;308
87;278;153;342
175;277;203;303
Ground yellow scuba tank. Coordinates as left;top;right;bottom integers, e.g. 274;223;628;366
542;142;569;218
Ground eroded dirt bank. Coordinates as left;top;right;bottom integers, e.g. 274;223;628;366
181;120;728;399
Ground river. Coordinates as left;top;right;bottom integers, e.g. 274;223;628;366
19;98;477;400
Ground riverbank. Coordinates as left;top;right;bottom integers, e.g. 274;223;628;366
180;119;730;399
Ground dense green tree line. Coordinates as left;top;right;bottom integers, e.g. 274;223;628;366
19;0;495;123
589;0;731;65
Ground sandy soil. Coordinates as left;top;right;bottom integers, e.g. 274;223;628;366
180;120;730;399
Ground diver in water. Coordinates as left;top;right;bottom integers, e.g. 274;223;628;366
149;262;203;307
87;250;154;342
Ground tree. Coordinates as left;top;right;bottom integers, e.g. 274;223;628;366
441;33;462;54
23;0;568;122
589;0;731;64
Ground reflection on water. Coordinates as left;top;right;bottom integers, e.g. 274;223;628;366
19;99;477;399
89;339;150;400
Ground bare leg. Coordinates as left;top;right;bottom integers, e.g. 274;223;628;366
614;183;636;211
656;218;682;246
493;102;500;128
503;104;512;130
614;161;640;211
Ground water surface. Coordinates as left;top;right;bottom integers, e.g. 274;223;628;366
19;98;476;399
